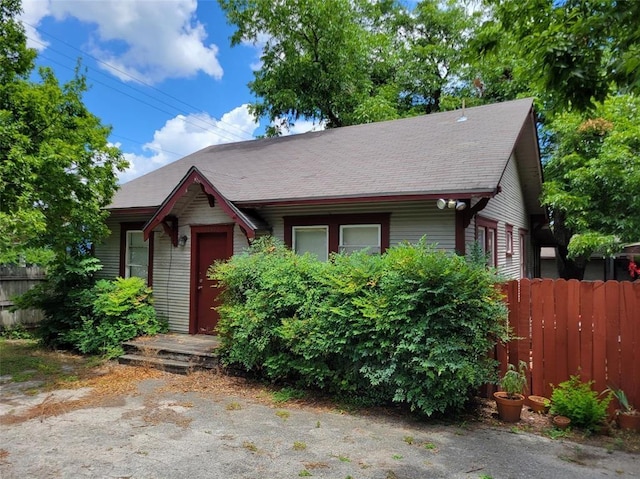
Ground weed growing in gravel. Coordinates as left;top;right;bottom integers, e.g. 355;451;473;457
298;471;312;477
226;401;242;411
293;441;307;451
403;436;414;445
243;441;258;453
275;410;290;419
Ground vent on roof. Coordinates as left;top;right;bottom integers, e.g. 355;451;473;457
456;100;468;122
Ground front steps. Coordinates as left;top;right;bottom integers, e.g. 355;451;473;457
119;333;221;374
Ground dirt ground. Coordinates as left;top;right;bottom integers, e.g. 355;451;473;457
1;344;639;478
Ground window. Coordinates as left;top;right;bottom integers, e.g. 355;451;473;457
505;224;514;256
339;225;381;254
125;230;149;278
519;229;528;278
476;216;498;267
292;226;329;261
285;213;390;260
120;222;153;284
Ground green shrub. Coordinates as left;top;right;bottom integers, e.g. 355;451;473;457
550;375;612;432
210;237;509;416
66;277;167;357
13;255;102;348
14;256;167;357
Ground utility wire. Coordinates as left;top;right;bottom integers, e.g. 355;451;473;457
35;48;247;145
23;20;258;140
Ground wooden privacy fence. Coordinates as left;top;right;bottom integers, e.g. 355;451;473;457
499;278;640;408
0;266;45;330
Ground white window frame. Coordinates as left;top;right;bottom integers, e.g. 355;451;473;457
292;225;329;260
339;224;381;254
125;230;149;279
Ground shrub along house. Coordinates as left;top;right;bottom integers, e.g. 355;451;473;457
95;98;544;334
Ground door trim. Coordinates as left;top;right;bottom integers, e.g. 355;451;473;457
189;224;234;334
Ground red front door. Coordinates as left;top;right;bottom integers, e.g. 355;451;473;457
190;225;233;334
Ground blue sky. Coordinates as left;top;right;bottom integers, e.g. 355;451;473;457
19;0;322;182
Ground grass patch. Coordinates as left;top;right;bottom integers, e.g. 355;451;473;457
272;387;305;404
0;339;98;389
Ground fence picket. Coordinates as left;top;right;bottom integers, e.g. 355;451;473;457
500;278;639;409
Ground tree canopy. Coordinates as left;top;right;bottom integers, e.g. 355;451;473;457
0;0;127;262
542;94;640;278
218;0;479;133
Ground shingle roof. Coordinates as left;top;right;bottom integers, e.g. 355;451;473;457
109;98;539;210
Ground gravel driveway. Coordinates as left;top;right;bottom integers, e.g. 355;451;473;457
1;366;638;479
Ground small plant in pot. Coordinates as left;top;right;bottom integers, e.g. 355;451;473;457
607;387;640;432
494;360;527;422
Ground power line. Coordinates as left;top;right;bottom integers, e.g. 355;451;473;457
34;47;248;145
23;20;259;140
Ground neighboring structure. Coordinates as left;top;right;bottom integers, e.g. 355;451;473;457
95;98;545;334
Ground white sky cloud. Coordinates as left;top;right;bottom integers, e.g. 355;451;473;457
279;118;326;136
119;104;259;183
20;0;223;84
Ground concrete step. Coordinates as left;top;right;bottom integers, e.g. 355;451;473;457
118;354;197;375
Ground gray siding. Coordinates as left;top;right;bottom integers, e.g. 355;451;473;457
466;154;530;279
259;201;456;252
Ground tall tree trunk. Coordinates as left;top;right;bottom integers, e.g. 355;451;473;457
552;210;587;280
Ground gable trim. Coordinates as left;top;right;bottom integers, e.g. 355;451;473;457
142;166;258;242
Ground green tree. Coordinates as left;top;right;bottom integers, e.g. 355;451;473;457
480;0;640;113
541;94;640;279
218;0;477;133
0;0;127;258
393;0;476;114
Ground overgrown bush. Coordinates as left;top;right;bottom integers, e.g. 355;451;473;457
66;277;167;357
210;237;509;415
14;256;167;357
550;375;612;432
13;255;102;347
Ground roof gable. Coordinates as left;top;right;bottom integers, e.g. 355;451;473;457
142;166;266;241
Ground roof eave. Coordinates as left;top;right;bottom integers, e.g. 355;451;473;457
142;166;258;242
234;189;498;208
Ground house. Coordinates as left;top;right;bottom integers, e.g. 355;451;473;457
95;98;544;334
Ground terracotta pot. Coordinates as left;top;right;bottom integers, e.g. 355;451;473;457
494;392;524;423
527;395;550;414
617;411;640;432
553;415;571;430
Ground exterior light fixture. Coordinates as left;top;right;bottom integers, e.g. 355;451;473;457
436;199;467;211
178;235;188;247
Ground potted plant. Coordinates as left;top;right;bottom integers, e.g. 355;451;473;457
494;360;527;422
527;395;551;414
608;387;640;432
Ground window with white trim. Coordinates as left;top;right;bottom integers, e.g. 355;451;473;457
476;216;497;267
292;226;329;261
285;213;390;261
505;224;514;256
125;230;149;279
339;224;381;254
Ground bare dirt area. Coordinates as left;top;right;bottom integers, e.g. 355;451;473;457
1;341;639;478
